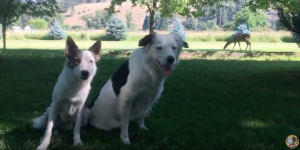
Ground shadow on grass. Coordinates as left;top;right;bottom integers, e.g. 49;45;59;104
0;49;300;150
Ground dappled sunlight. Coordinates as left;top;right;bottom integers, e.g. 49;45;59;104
241;119;270;128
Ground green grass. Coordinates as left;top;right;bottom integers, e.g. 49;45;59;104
0;49;299;150
4;30;296;43
1;40;300;52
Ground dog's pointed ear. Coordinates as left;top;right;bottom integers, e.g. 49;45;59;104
138;34;156;47
89;39;101;61
65;36;78;57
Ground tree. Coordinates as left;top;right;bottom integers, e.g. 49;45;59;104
29;19;48;29
81;10;111;29
186;18;199;31
277;8;300;47
142;15;150;31
0;0;58;49
48;21;66;40
125;11;134;30
155;17;169;30
221;7;229;26
233;7;269;31
106;15;128;41
171;18;187;40
106;0;222;34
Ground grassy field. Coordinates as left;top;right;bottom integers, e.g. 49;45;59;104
1;40;300;52
0;48;299;150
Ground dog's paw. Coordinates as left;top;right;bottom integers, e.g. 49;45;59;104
74;138;83;146
36;143;49;150
120;135;131;145
139;125;149;130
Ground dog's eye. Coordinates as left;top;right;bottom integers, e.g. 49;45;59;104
90;60;93;63
172;46;177;50
156;46;162;50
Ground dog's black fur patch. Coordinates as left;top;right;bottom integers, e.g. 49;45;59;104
111;59;130;96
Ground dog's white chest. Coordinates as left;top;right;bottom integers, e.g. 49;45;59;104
130;85;163;118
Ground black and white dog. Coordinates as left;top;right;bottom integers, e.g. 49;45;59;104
32;36;101;150
81;33;189;144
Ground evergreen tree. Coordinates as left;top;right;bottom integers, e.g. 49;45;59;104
155;17;169;30
142;15;150;31
106;15;128;41
221;7;229;26
171;18;187;40
126;11;134;30
186;18;198;30
48;21;66;40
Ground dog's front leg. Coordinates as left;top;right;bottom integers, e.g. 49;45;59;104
37;102;59;150
73;103;84;146
120;100;133;144
138;116;148;130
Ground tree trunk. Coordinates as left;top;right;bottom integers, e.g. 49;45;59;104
149;1;157;34
149;11;155;34
2;25;6;49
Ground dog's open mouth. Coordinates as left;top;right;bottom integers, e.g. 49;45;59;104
155;58;172;76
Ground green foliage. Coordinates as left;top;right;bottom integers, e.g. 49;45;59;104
29;19;48;30
48;21;66;40
234;8;270;31
171;18;187;40
155;18;169;30
142;15;150;30
207;19;219;31
221;7;229;26
105;15;128;41
126;11;135;30
61;24;71;30
222;22;234;31
71;25;83;30
81;10;111;29
43;13;65;26
186;18;199;31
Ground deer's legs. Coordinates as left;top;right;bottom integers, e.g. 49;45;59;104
248;41;251;51
238;42;241;51
233;42;236;50
245;42;249;51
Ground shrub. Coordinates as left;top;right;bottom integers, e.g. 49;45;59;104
142;15;150;30
186;18;199;31
71;25;83;30
29;19;48;30
170;18;187;40
105;15;128;41
61;24;71;30
48;21;66;40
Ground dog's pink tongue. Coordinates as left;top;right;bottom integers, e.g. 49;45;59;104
163;67;172;76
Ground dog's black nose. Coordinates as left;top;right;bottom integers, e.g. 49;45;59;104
81;70;89;77
166;56;175;64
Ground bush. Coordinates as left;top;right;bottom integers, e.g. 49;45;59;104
48;21;66;40
186;18;199;31
62;24;71;30
171;18;187;40
105;15;128;41
29;19;48;30
71;25;83;30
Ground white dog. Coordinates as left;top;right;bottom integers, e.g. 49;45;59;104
81;33;189;144
32;36;101;150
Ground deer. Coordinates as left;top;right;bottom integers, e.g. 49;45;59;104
223;33;251;51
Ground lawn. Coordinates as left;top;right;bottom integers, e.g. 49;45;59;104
0;48;300;150
1;40;300;52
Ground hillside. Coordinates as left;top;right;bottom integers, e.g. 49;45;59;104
63;2;279;30
63;2;148;29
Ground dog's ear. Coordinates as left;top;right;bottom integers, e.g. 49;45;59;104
65;36;78;57
89;39;101;61
171;33;189;48
138;34;156;47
